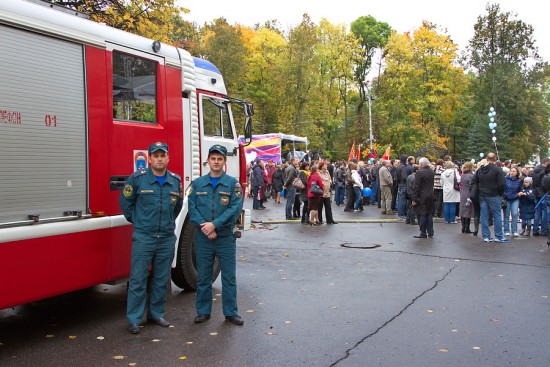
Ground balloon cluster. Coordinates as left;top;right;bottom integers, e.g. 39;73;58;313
487;107;500;160
488;107;497;142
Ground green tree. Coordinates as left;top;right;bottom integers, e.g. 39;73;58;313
350;16;392;140
54;0;187;42
198;18;247;95
466;3;549;162
376;22;467;157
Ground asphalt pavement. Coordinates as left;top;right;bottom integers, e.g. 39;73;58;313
1;196;550;367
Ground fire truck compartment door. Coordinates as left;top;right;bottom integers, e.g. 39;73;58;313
0;25;87;225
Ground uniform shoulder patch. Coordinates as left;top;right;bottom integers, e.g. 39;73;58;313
234;182;242;198
123;184;133;197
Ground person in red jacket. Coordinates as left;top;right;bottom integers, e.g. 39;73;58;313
307;164;324;225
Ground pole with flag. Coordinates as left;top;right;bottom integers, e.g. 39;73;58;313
348;141;356;161
382;143;392;160
356;144;361;161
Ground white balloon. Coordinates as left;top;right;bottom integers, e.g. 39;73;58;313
480;152;484;158
492;136;497;141
471;159;475;164
490;117;495;122
492;129;496;134
490;107;495;112
493;123;497;128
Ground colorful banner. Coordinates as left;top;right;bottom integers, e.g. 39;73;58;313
239;133;282;164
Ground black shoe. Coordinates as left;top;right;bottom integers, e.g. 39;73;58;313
194;314;211;323
253;207;265;210
413;234;427;238
127;323;140;334
286;217;293;220
428;235;434;238
293;215;300;219
533;232;540;237
319;221;324;224
259;206;266;209
328;221;338;224
147;317;170;327
225;315;244;325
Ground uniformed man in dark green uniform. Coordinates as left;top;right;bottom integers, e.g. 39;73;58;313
188;144;244;325
120;142;183;334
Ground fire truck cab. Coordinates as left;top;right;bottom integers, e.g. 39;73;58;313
0;0;252;309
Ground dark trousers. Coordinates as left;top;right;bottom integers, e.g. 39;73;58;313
301;200;309;223
319;197;334;223
293;194;302;217
434;189;443;217
417;213;434;236
391;183;398;210
345;185;355;211
406;200;416;224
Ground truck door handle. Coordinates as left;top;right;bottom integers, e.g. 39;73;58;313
110;176;128;190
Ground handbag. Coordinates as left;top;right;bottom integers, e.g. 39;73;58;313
310;181;324;195
453;172;460;191
292;176;305;190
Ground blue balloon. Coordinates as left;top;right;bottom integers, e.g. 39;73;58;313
362;187;372;197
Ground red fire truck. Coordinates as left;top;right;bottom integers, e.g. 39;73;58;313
0;0;253;310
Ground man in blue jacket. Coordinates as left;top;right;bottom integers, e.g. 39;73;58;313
120;142;183;334
188;144;244;325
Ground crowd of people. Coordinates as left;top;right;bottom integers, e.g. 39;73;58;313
246;153;550;245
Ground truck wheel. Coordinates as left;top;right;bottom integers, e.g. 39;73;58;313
171;219;221;291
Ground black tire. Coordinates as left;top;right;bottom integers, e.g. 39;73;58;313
171;218;221;291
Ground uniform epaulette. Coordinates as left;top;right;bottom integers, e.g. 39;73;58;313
133;169;147;178
169;171;181;181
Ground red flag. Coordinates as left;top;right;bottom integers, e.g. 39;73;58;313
348;141;356;161
367;149;377;159
382;144;392;160
356;145;361;161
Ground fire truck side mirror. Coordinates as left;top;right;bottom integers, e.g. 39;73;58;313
243;116;252;145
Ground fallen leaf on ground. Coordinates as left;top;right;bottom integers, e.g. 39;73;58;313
45;335;55;338
96;336;104;340
450;329;458;333
283;253;289;257
438;348;448;352
129;363;137;366
179;356;187;360
209;332;218;336
284;321;292;324
472;346;481;350
426;309;434;313
245;309;254;313
68;335;77;339
185;341;193;345
239;257;248;261
112;356;126;360
152;339;160;342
